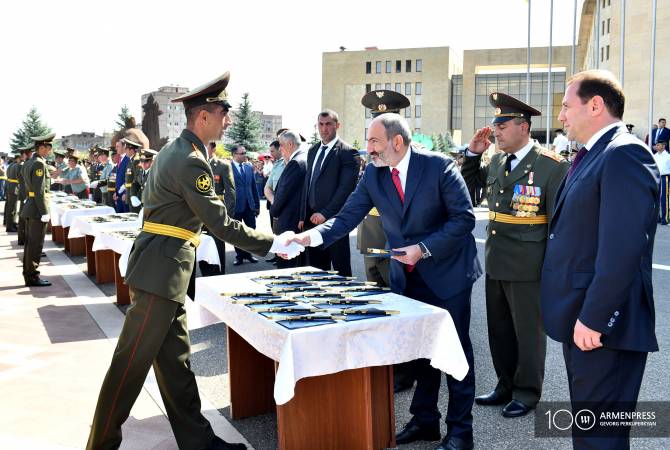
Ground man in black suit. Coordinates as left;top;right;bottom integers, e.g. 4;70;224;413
299;109;359;276
270;129;307;268
650;118;670;148
230;144;260;265
542;70;659;449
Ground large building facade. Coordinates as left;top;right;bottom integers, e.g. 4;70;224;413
60;132;109;151
322;0;668;146
141;86;189;142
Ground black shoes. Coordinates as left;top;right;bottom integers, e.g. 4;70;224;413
25;278;51;287
435;435;474;450
204;435;246;450
501;399;532;418
266;255;278;263
474;389;512;406
233;256;258;265
247;256;258;263
233;258;244;266
395;421;441;445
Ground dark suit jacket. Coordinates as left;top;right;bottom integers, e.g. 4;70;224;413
541;125;659;352
270;149;307;233
231;161;259;215
316;147;482;301
651;126;670;146
300;138;359;221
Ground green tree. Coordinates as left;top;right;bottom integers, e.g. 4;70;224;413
225;92;262;151
352;139;361;150
431;133;442;152
141;94;163;149
9;107;52;151
115;105;132;130
309;131;320;146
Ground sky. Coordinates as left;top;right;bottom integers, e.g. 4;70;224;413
0;0;583;148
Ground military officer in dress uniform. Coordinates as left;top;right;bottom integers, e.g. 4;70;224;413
122;129;149;213
91;147;114;205
104;148;118;208
21;133;54;287
200;142;236;276
4;152;21;232
87;71;291;450
134;148;157;207
461;93;569;418
17;144;34;245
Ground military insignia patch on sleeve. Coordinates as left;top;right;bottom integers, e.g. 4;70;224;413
195;173;212;193
35;169;44;177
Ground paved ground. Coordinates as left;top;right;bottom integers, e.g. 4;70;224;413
1;201;668;449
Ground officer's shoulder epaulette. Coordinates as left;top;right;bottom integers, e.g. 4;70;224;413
539;148;561;162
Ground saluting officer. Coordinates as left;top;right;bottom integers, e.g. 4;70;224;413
461;93;569;418
21;133;54;287
87;72;286;450
358;89;410;289
4;151;22;232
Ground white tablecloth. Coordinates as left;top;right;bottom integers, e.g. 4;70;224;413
49;198;115;227
68;213;141;239
92;231;221;276
195;267;469;405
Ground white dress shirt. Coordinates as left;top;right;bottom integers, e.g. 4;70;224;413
310;137;339;177
507;140;535;171
584;121;624;151
653;150;670;176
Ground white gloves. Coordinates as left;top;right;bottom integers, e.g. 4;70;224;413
269;231;305;259
90;180;99;189
130;196;141;207
41;214;50;223
118;185;126;194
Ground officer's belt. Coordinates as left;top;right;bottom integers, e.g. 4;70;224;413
7;178;18;183
488;211;548;224
142;221;201;247
0;176;6;180
28;192;35;197
125;183;132;188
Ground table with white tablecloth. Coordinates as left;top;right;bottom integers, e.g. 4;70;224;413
48;197;115;249
195;267;468;450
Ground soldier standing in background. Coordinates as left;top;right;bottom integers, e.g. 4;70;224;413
461;93;569;418
4;152;21;232
123;129;149;213
21;132;54;287
17;144;34;246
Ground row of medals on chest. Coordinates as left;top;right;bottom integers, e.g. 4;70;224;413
511;171;541;218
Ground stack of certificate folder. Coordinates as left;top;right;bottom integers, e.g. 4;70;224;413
222;270;399;329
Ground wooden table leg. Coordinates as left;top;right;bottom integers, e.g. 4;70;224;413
63;227;70;253
226;327;395;450
227;327;276;419
52;225;63;244
85;235;96;276
113;252;129;305
69;236;86;256
94;249;115;284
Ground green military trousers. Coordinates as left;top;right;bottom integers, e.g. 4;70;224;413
22;219;47;281
363;256;390;288
86;289;215;450
5;189;18;231
485;276;546;407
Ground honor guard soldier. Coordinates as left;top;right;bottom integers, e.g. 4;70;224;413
122;129;149;213
91;147;114;206
21;133;54;287
87;72;287;450
50;150;67;191
461;93;569;418
134;148;157;207
17;144;34;245
358;89;409;288
4;151;22;232
105;147;119;208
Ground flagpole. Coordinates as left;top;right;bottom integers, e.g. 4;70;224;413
620;0;626;86
648;0;657;146
546;0;553;147
595;0;601;68
526;0;532;103
571;0;578;75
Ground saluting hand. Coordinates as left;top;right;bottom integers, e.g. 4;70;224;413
573;319;603;351
468;127;493;154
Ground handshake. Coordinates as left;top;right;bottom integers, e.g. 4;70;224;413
268;231;313;260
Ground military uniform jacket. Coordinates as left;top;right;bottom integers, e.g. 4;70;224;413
461;145;569;281
125;129;274;303
17;161;26;201
20;154;50;219
6;162;19;196
126;156;142;200
356;209;386;252
210;157;236;213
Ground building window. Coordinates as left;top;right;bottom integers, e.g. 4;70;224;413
375;83;382;90
396;60;401;72
601;47;604;62
415;105;421;118
375;61;381;73
395;82;401;92
606;45;610;60
385;60;392;73
366;83;372;93
366;62;371;74
365;128;368;140
405;59;412;72
415;82;422;95
607;18;610;33
601;0;605;7
405;108;411;118
416;59;423;72
451;75;462;130
405;82;411;95
601;21;605;35
385;83;391;90
365;108;371;118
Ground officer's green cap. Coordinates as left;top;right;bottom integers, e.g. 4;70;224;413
490;92;541;124
172;71;232;110
121;128;150;149
140;149;158;160
18;143;34;152
30;132;55;146
361;90;410;117
96;147;110;156
54;149;66;157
